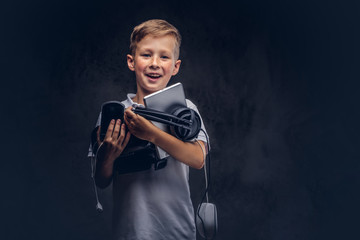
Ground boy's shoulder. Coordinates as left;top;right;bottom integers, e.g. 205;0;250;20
185;99;198;110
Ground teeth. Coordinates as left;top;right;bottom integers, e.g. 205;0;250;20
147;74;161;78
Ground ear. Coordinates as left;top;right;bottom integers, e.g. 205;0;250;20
127;54;135;71
172;59;181;76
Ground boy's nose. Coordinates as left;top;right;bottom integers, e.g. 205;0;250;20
150;57;160;68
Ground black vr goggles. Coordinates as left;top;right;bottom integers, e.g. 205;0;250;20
91;101;201;174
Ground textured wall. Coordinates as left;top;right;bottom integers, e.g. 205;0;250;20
3;0;360;239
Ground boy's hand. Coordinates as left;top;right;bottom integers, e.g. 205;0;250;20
124;107;157;142
96;119;131;163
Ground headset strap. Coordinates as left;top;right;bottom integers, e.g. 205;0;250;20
196;139;209;203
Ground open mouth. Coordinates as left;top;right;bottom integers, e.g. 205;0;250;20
146;73;162;79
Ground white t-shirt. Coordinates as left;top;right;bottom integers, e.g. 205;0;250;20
89;94;209;240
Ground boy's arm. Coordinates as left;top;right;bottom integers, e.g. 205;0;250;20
95;119;131;188
124;107;206;169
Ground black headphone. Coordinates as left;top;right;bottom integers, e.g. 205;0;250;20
90;103;201;155
132;106;201;141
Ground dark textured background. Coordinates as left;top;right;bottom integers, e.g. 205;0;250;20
2;0;360;239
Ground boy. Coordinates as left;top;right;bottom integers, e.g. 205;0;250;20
90;19;209;240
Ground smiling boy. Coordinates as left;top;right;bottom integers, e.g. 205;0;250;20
91;19;209;240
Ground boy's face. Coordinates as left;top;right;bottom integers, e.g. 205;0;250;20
127;35;181;95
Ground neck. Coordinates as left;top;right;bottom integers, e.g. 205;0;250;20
133;84;158;105
133;90;150;105
133;94;143;105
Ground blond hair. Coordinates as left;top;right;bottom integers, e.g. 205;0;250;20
129;19;181;59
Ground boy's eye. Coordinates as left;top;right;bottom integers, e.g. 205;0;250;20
161;56;169;59
142;54;151;57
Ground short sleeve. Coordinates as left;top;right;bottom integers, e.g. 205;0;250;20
185;99;210;149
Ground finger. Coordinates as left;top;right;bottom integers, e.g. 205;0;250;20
117;123;126;143
105;119;115;139
124;107;131;117
124;113;136;129
125;107;136;119
112;119;121;139
124;114;130;127
122;130;131;148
